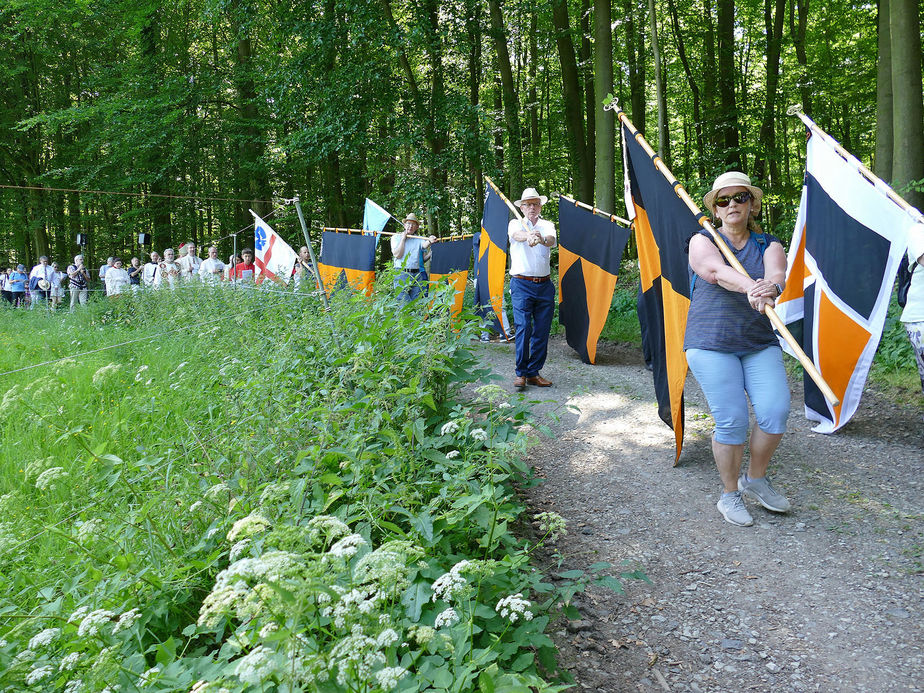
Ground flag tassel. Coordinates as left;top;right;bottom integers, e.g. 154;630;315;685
606;101;840;408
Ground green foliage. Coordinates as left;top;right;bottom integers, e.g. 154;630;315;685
0;283;640;690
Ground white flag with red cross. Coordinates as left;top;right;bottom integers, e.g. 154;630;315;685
251;211;297;286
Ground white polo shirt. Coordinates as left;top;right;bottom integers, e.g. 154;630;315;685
390;235;426;270
508;217;556;277
901;224;924;324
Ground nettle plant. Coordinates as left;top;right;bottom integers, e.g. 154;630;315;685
0;279;639;691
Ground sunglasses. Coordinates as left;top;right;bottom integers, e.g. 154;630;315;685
714;191;752;208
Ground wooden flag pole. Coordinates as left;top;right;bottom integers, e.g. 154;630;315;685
787;105;924;224
554;193;632;226
322;226;434;241
484;176;533;236
605;99;840;407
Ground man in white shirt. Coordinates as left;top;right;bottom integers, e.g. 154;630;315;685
900;224;924;404
199;245;226;284
29;256;54;309
99;257;114;295
177;242;202;280
508;187;557;389
142;252;161;288
390;213;437;303
156;248;181;289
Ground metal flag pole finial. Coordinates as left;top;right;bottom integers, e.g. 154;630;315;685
786;104;803;116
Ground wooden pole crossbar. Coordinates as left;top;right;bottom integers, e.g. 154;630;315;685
554;193;632;227
484;176;532;235
320;227;472;242
604;100;840;407
787;105;924;225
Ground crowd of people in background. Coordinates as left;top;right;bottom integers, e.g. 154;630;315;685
0;242;318;311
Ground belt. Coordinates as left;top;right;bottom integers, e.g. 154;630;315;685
405;268;421;273
512;274;550;283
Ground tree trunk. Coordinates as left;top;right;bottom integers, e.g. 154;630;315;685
647;0;669;165
667;0;705;178
624;0;646;135
873;0;893;181
466;0;485;222
789;0;812;116
716;0;741;169
890;0;924;210
703;0;720;151
752;0;786;230
550;0;592;201
580;0;595;177
234;31;271;219
594;0;615;209
487;0;523;197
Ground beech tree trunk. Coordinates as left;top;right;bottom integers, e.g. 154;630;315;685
889;0;924;210
487;0;523;197
716;0;741;169
594;0;615;210
873;0;893;181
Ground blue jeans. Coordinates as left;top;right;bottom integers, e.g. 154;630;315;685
686;346;790;445
511;276;555;377
395;270;426;304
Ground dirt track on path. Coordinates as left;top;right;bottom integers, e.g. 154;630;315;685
479;335;923;693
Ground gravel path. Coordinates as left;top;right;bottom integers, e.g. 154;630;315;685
479;335;923;693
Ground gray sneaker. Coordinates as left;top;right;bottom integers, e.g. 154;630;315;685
738;475;791;512
717;491;754;527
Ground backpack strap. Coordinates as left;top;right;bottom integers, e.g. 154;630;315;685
690;231;770;298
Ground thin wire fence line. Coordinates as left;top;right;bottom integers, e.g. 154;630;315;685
0;183;277;205
0;291;294;380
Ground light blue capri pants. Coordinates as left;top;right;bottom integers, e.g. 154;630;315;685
686;346;790;445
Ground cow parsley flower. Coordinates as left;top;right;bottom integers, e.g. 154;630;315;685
75;519;102;544
495;593;533;622
227;513;271;542
26;665;54;685
446;450;460;459
259;622;279;639
63;679;83;693
35;467;68;490
327;633;384;687
138;666;160;686
28;627;60;650
205;483;230;500
440;421;459;436
375;666;408;690
112;608;141;634
59;652;80;671
15;649;36;662
534;511;568;542
305;515;351;547
234;645;277;685
431;560;474;602
92;363;121;385
67;606;89;624
76;608;115;636
434;607;460;629
375;628;399;648
328;533;366;559
229;539;250;561
470;428;488;442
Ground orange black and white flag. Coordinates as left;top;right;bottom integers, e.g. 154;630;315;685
775;128;922;433
475;185;510;337
428;239;471;321
317;231;377;297
622;124;698;461
558;196;631;364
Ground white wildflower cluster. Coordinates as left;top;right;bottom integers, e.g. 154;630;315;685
188;500;203;514
327;631;385;687
75;519;103;544
227;513;271;542
229;539;251;561
475;383;508;404
258;481;290;507
446;450;460;459
76;608;115;636
198;583;249;627
35;466;68;490
470;428;488;443
28;627;60;650
92;363;121;385
352;541;421;597
439;420;460;436
112;608;141;634
374;666;409;690
67;606;89;624
25;665;54;685
204;483;230;501
15;649;36;662
63;678;83;693
259;622;279;639
59;651;80;671
534;511;568;542
138;666;161;686
190;680;232;693
327;533;367;560
234;645;278;685
375;628;399;648
304;515;351;548
321;587;382;629
495;593;533;623
433;607;460;629
431;560;475;602
198;551;301;627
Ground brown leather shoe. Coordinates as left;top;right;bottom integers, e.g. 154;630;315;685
526;375;552;387
513;376;526;389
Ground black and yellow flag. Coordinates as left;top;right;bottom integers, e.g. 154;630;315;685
428;239;472;320
475;186;510;336
622;124;697;462
558;197;631;364
318;231;376;296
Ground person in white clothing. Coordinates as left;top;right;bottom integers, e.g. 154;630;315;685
104;257;131;297
156;248;181;289
99;257;114;295
29;256;54;309
508;187;557;390
199;246;226;284
390;213;437;303
142;252;161;288
49;262;65;307
177;242;202;280
900;224;924;403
